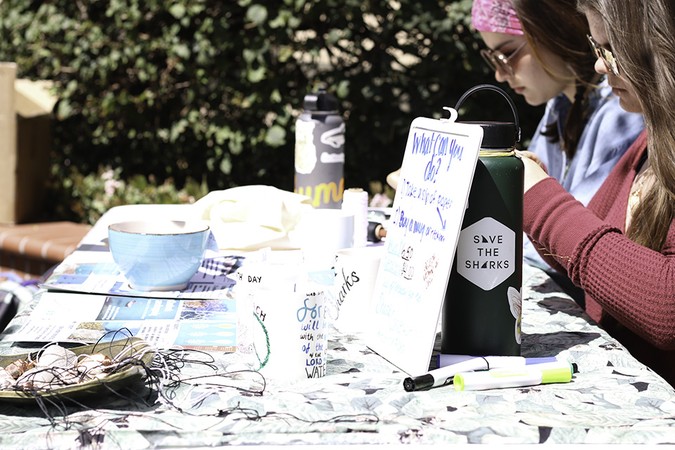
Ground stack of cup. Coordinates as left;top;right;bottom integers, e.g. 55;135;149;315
293;209;355;270
342;188;369;248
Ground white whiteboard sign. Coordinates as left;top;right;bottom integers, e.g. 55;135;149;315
367;113;483;376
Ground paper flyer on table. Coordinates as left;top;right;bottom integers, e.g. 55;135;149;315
40;245;244;300
8;291;238;351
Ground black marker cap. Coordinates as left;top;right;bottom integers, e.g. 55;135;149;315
403;374;434;392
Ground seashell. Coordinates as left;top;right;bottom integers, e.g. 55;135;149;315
36;345;77;369
16;367;56;390
5;359;34;379
17;365;84;390
0;367;15;389
77;354;112;378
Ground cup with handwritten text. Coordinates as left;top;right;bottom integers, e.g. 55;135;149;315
250;284;329;382
332;246;383;334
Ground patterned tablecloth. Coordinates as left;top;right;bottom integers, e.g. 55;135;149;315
1;261;675;449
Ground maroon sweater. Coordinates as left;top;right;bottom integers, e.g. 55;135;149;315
524;131;675;386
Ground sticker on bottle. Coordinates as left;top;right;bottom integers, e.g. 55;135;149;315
456;217;515;291
295;120;317;174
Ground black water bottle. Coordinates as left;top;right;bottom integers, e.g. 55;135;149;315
294;89;345;209
441;85;524;356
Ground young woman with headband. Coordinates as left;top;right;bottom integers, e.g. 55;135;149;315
472;0;644;303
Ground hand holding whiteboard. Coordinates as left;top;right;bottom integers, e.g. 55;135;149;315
367;109;483;376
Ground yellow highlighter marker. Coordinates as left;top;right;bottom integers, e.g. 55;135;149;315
453;360;576;391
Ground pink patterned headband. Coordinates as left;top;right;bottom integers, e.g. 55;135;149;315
471;0;524;36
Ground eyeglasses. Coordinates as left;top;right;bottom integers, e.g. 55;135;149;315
587;35;619;76
480;41;528;76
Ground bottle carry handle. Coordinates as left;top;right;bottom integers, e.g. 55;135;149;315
454;84;521;144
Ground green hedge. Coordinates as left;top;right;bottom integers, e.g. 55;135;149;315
0;0;541;223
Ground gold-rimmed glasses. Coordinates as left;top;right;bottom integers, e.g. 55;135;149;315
480;41;528;76
587;35;619;76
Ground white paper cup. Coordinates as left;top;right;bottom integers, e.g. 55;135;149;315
249;285;329;381
234;257;301;293
332;246;383;333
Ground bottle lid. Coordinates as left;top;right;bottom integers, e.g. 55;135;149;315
460;120;518;149
453;84;521;149
304;89;339;113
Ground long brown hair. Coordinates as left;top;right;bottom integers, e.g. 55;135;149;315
512;0;600;159
578;0;675;250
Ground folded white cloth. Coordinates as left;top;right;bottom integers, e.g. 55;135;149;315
193;186;313;250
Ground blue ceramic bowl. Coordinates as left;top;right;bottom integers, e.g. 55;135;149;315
108;221;210;291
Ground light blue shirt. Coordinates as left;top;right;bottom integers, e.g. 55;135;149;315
524;80;645;271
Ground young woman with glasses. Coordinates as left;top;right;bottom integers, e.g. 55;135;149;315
519;0;675;386
472;0;644;303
